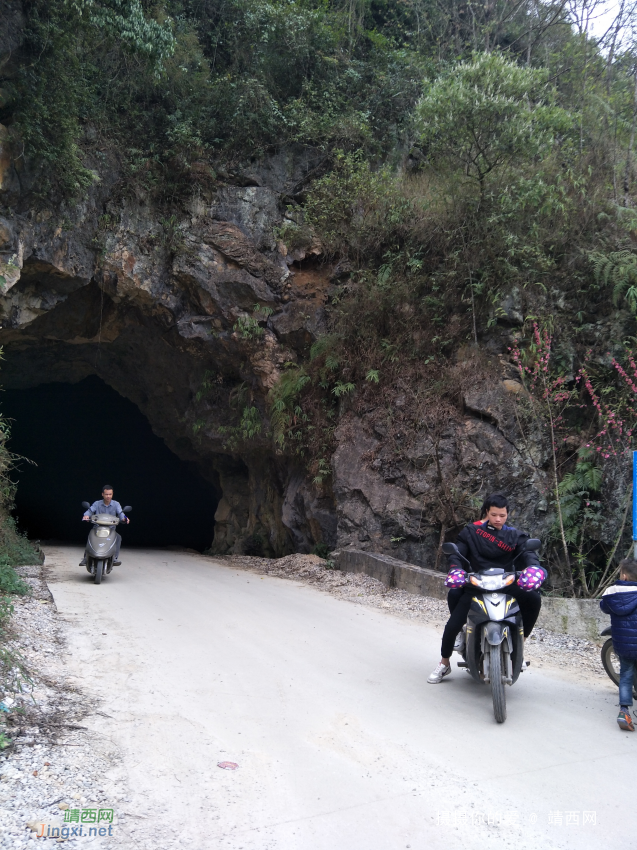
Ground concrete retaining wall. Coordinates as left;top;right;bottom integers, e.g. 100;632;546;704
332;548;447;599
537;597;609;642
332;548;609;642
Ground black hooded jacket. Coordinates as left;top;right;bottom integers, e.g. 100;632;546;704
448;521;544;576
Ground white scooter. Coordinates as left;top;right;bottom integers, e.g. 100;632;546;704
81;501;132;585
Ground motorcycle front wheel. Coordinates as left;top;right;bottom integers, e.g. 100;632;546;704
601;638;620;685
94;560;103;585
490;644;507;723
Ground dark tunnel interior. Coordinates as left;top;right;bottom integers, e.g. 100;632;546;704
2;376;219;550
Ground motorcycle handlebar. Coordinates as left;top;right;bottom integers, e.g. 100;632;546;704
83;515;128;523
467;571;519;579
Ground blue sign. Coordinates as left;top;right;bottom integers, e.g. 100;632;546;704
633;450;637;545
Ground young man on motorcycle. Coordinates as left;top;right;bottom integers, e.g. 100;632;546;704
79;485;130;567
428;493;546;684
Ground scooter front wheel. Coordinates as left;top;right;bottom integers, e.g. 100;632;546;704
94;560;103;585
490;643;507;723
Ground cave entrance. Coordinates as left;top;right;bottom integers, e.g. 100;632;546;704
3;376;219;550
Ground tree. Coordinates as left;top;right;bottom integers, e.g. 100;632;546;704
415;52;573;195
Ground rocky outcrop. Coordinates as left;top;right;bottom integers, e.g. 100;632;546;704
0;130;554;562
330;374;549;569
0;140;343;555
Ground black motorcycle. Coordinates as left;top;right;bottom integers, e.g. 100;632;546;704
441;538;541;723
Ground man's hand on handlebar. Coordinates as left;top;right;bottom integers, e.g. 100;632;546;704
82;515;90;521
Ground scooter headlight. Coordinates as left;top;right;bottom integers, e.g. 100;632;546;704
95;528;110;538
470;573;516;590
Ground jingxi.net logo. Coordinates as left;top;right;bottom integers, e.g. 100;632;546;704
33;807;115;839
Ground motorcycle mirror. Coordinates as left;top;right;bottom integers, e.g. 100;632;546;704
441;542;460;555
122;506;132;513
81;501;91;510
525;538;541;551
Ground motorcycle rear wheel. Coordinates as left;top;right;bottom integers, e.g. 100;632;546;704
490;644;507;723
94;560;103;585
602;638;620;685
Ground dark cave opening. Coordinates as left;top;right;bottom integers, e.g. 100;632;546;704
2;376;219;550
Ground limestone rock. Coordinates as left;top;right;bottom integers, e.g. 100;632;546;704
212;186;281;251
0;143;551;562
502;379;524;394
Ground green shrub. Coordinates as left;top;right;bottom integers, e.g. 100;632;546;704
311;542;331;559
0;560;30;597
0;519;40;569
0;598;13;632
304;151;411;260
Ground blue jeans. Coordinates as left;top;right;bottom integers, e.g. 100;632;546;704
619;655;637;706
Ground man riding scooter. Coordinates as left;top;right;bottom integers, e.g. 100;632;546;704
80;485;130;567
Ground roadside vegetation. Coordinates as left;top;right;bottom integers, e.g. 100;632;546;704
0;381;39;747
6;1;637;594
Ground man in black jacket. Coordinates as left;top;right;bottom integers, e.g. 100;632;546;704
428;493;546;684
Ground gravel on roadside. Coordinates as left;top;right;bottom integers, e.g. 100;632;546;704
0;564;176;850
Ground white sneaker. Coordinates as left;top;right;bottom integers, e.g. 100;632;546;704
454;626;466;653
427;662;451;684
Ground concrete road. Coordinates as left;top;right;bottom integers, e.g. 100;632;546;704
44;545;633;850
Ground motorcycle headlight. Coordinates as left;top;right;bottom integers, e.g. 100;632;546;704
470;573;515;590
95;528;110;538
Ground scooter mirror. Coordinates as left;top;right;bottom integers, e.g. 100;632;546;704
122;506;132;513
441;542;460;556
81;501;91;510
525;538;541;551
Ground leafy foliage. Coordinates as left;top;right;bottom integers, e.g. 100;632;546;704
0;559;30;597
416;53;574;191
66;0;175;65
3;0;426;195
233;305;274;340
269;368;312;449
557;449;603;546
304;151;411;259
591;251;637;311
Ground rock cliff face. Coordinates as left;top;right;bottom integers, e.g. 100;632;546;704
0;127;553;564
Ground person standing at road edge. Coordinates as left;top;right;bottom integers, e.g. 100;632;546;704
600;558;637;731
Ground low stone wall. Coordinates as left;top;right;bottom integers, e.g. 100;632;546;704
538;597;609;642
332;548;447;599
332;548;610;642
